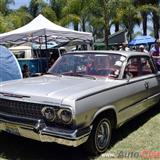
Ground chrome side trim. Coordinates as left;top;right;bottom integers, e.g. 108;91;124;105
118;92;160;113
76;75;159;101
0;92;30;98
117;93;160;128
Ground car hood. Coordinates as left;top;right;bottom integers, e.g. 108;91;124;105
0;75;123;104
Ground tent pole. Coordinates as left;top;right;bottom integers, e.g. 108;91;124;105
39;36;42;73
45;35;47;50
45;35;49;71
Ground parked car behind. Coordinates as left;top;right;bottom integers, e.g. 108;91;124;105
0;51;160;155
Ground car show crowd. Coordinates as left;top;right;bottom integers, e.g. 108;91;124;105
117;39;160;71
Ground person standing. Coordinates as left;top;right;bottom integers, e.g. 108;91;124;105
138;45;148;53
22;64;30;78
150;39;160;70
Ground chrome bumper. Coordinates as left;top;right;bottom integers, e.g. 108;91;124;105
0;113;91;147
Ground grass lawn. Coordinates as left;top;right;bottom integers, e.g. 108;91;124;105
0;104;159;160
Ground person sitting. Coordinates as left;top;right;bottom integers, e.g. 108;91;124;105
87;61;97;75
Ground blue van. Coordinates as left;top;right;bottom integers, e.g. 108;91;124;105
9;45;66;76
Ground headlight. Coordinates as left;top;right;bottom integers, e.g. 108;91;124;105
58;109;72;124
41;107;56;122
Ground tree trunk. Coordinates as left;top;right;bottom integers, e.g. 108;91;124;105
127;21;133;41
74;23;79;31
115;22;119;32
103;0;109;49
152;12;160;39
104;26;109;49
82;18;86;32
128;30;132;41
142;12;147;35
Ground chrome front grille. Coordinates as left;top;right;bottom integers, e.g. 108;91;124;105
0;98;43;119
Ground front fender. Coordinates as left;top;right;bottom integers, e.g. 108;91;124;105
90;105;118;126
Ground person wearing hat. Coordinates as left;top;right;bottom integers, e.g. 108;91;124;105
150;39;160;70
139;45;148;53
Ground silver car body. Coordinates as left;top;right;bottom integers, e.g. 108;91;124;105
0;51;160;147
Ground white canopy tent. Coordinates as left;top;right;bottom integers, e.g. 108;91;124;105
0;14;93;45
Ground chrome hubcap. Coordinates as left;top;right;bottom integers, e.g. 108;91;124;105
95;120;110;150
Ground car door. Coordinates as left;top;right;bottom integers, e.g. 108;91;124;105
118;56;151;123
140;56;160;106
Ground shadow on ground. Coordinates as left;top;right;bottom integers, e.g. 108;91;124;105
0;104;159;160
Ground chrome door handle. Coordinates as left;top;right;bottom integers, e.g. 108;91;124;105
144;81;149;89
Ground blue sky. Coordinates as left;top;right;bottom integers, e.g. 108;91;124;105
10;0;48;9
10;0;30;9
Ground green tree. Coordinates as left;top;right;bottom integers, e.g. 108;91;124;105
134;0;159;38
117;0;141;41
41;6;57;22
60;0;89;31
0;0;14;15
7;6;32;29
48;0;67;21
85;0;139;47
134;0;149;36
28;0;47;17
152;1;160;39
0;13;13;33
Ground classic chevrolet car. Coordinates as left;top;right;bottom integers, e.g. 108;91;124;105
0;51;160;155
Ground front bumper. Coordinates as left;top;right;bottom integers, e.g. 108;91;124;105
0;113;91;147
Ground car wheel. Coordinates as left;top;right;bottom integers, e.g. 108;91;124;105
84;117;112;156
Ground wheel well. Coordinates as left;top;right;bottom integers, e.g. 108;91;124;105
93;109;117;129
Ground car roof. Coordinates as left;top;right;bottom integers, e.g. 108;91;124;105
67;50;150;58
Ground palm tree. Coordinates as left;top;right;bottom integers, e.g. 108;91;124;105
0;0;15;15
85;0;117;48
48;0;67;21
7;7;32;29
134;0;149;36
134;0;159;38
152;1;160;38
41;6;57;22
60;0;89;31
117;0;141;41
109;0;126;32
0;13;13;33
28;0;47;18
88;0;140;47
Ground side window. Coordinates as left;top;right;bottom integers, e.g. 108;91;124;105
124;57;140;78
14;51;25;59
124;56;155;79
140;57;155;75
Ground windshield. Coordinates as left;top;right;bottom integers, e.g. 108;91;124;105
48;53;126;78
